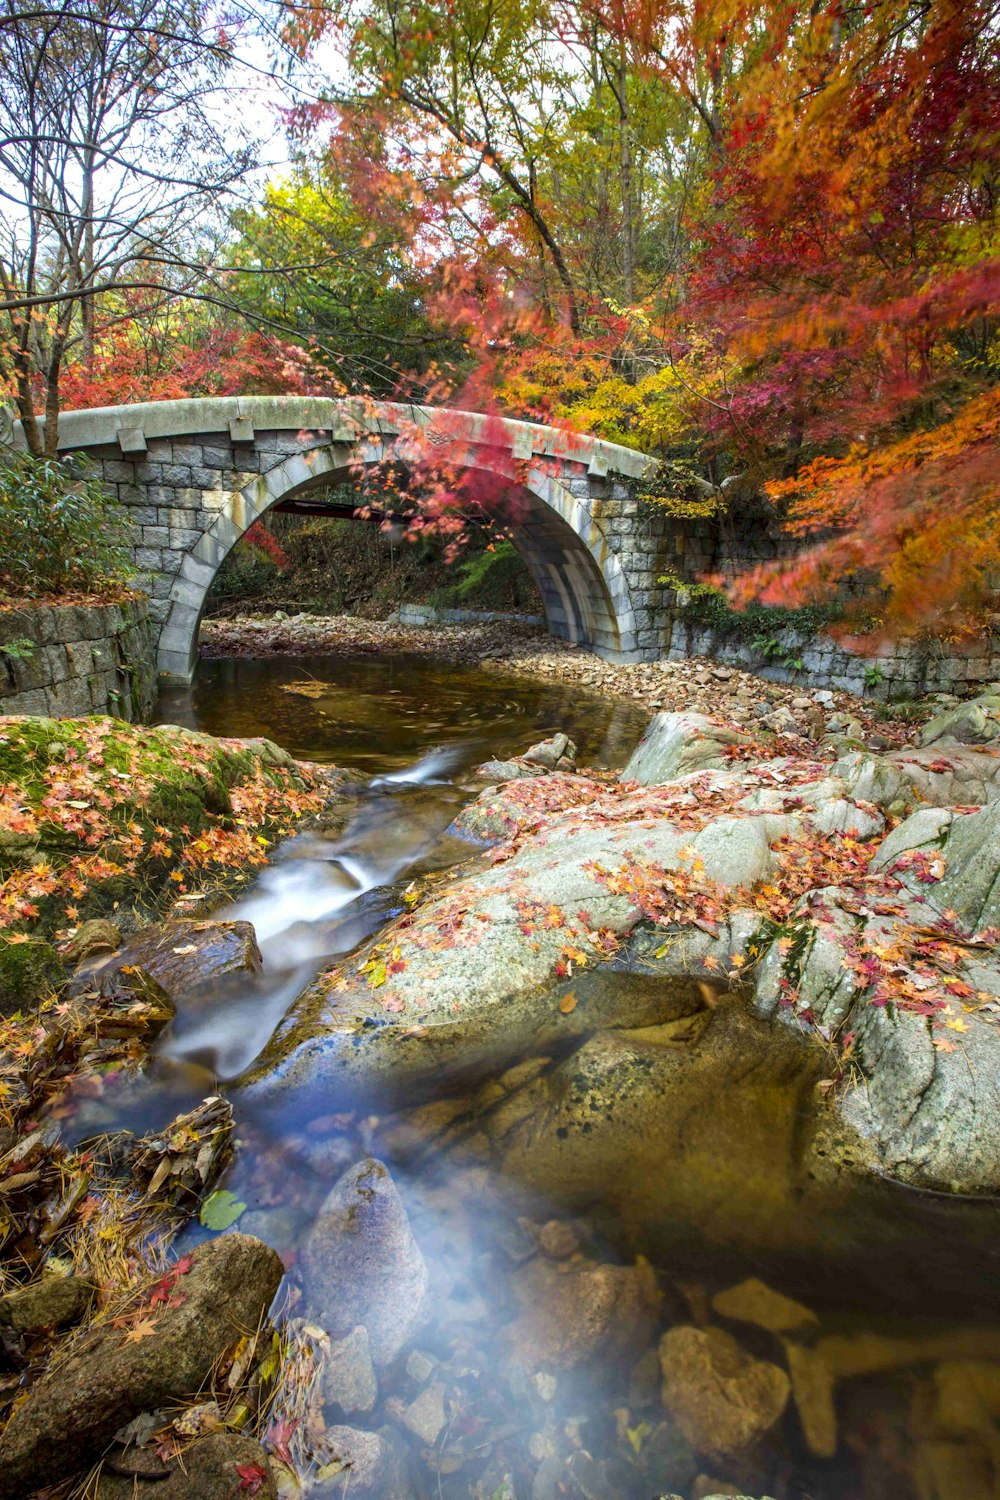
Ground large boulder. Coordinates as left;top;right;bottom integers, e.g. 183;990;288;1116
755;886;1000;1192
621;713;748;785
300;1158;429;1369
96;1434;277;1499
248;795;801;1102
872;800;1000;935
920;692;1000;747
0;1234;283;1499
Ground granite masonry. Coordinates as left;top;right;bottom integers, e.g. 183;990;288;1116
13;396;660;682
0;598;155;721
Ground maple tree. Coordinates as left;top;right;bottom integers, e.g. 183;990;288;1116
280;0;998;633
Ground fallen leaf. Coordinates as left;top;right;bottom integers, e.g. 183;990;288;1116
200;1189;247;1231
559;992;578;1014
124;1316;158;1344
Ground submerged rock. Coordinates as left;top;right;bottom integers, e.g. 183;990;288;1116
96;1433;277;1498
505;1254;661;1371
711;1278;817;1336
0;1233;283;1498
317;1425;411;1498
301;1157;429;1369
659;1325;790;1462
322;1325;378;1413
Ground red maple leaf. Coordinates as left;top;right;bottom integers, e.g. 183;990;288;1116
236;1461;269;1493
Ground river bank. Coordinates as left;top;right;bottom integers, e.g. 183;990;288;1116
2;667;1000;1499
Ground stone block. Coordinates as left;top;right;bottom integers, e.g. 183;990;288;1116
171;443;204;464
127;505;158;526
133;462;164;484
47;676;92;717
158;464;193;486
201;446;235;469
102;460;135;483
169;527;203;551
135;548;163;571
0;686;48;714
64;640;94;677
141;526;170;547
147;598;171;624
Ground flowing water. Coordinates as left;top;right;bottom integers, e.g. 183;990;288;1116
65;654;1000;1499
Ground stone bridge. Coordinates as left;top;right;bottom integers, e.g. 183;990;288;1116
15;396;663;683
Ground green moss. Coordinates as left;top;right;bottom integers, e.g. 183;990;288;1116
0;935;63;1015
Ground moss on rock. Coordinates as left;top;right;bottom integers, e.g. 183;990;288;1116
0;714;329;940
0;934;63;1015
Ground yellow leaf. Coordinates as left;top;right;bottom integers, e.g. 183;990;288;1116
559;992;578;1014
946;1017;969;1033
124;1316;158;1343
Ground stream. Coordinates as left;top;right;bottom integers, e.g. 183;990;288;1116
67;654;1000;1499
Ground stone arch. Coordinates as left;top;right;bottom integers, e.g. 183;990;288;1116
12;396;656;681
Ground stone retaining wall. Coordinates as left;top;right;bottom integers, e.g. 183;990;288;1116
0;598;156;721
667;617;999;699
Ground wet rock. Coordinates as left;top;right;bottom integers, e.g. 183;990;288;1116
92;918;263;999
474;757;546;784
523;733;577;770
301;1157;429;1369
621;712;748;785
711;1277;817;1335
323;1325;378;1413
95;1433;277;1498
477;1006;830;1258
659;1325;790;1462
63;918;121;962
505;1254;661;1371
405;1348;438;1384
0;1273;93;1333
317;1425;410;1498
0;1233;283;1499
0;933;63;1015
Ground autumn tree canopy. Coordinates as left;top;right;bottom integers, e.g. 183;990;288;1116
1;0;996;633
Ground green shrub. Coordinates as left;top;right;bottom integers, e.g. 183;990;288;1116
0;450;133;598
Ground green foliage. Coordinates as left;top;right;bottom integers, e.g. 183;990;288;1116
0;637;36;662
433;540;525;604
0;451;133;599
660;571;843;664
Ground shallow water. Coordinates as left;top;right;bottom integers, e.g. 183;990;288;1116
74;652;1000;1498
